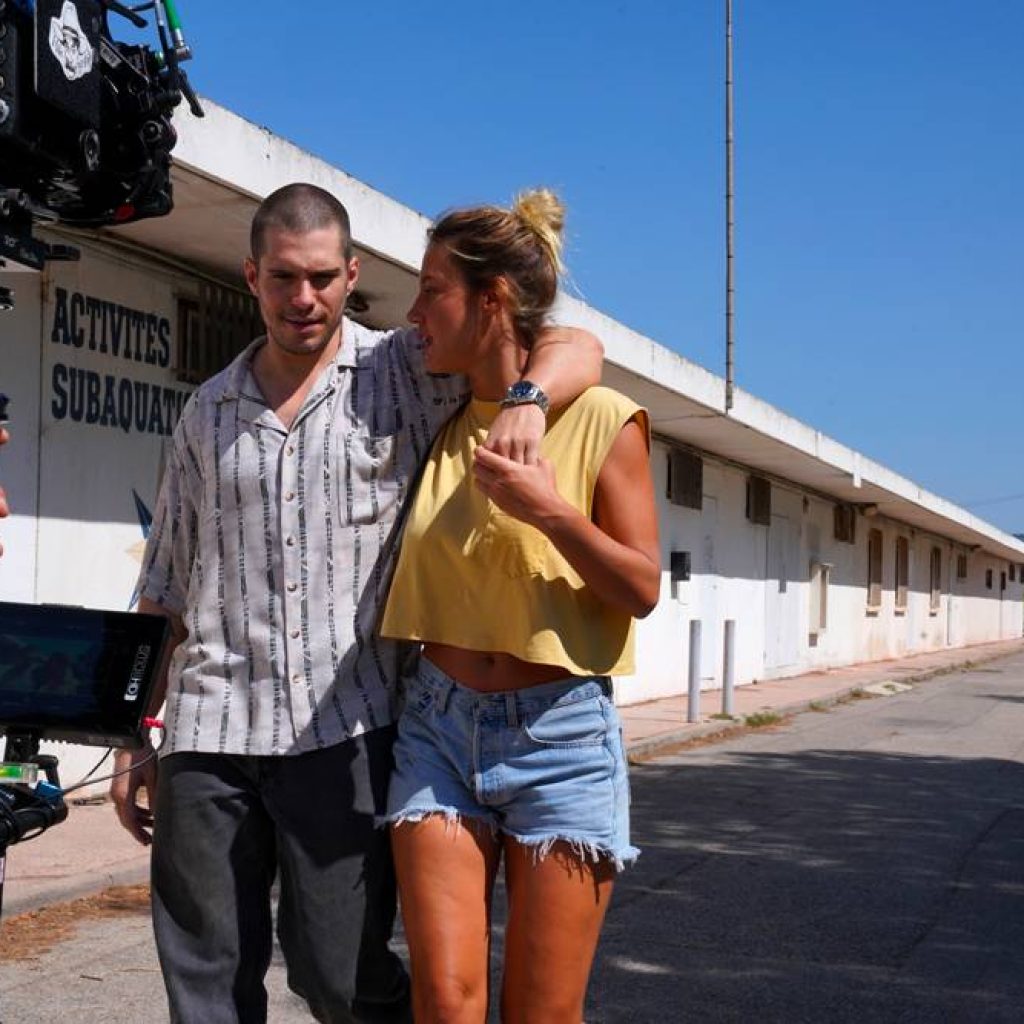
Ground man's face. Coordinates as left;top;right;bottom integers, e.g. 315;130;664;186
244;224;358;359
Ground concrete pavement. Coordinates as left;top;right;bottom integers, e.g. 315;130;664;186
3;636;1023;919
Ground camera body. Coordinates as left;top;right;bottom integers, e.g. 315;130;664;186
0;0;198;278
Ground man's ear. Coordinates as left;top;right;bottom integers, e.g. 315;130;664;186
243;256;258;296
346;255;361;297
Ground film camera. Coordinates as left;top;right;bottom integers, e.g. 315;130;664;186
0;0;201;309
0;601;169;916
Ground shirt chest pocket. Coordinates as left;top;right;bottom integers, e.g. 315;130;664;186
338;430;403;526
471;507;550;578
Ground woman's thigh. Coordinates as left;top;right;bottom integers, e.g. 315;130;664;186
392;817;501;1023
501;837;615;1024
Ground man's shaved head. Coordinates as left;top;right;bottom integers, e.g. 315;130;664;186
250;183;353;262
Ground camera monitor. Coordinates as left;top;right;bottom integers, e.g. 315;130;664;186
0;601;168;748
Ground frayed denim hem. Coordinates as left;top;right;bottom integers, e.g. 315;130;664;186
506;832;640;874
376;810;640;873
376;806;498;836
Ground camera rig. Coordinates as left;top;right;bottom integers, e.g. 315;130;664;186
0;601;170;919
0;0;202;309
0;732;68;918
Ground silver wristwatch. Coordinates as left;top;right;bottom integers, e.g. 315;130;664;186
500;379;550;415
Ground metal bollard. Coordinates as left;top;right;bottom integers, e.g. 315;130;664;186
722;619;736;716
687;620;702;723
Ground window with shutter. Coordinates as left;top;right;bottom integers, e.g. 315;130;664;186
833;504;856;544
867;529;883;610
746;475;771;526
895;537;909;612
666;449;703;510
929;547;942;612
177;282;263;385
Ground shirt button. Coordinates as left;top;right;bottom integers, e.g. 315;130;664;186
286;582;298;593
291;673;301;685
284;491;295;502
286;536;296;547
286;444;295;456
290;628;300;639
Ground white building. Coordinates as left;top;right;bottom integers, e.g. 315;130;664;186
2;100;1022;780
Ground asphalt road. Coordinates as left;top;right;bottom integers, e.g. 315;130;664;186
2;653;1023;1023
590;652;1024;1023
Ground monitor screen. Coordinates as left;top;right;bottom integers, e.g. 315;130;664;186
0;601;169;748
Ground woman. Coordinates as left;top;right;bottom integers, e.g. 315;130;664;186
380;189;660;1023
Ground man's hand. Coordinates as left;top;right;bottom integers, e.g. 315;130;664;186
110;743;158;846
0;425;8;557
0;484;7;559
473;446;568;529
481;403;546;465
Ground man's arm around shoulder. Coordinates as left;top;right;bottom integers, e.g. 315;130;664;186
485;326;604;463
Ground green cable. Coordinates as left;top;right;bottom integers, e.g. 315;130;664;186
162;0;183;32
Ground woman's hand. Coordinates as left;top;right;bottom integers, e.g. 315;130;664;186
472;445;567;527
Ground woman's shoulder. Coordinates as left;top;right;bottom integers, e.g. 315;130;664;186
548;387;649;459
563;385;643;423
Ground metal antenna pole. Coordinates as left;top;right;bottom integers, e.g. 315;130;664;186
725;0;736;412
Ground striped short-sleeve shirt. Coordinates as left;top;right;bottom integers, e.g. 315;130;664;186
138;319;466;756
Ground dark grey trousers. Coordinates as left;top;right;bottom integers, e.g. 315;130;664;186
151;727;410;1024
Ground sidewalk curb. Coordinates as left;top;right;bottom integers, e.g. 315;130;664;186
625;644;1019;764
625;682;866;764
2;859;150;920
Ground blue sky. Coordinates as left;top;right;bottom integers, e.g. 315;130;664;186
137;2;1022;532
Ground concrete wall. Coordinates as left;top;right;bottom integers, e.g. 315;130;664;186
34;246;195;608
619;440;1024;706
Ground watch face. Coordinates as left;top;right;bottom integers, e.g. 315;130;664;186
502;380;548;412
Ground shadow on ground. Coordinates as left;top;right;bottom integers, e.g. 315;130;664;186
584;749;1024;1023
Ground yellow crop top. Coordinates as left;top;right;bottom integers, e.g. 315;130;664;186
380;386;649;676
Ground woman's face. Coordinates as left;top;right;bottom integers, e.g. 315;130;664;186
407;243;481;374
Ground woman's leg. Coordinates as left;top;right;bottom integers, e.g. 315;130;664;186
392;816;502;1024
501;839;616;1024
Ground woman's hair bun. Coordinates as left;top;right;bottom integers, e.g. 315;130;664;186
513;188;565;275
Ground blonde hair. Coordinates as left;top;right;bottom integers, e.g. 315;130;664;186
429;188;566;345
512;188;566;276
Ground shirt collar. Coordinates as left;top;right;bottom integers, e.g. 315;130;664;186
212;338;265;404
213;316;369;406
336;316;360;368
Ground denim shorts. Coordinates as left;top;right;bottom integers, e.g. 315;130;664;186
383;657;639;871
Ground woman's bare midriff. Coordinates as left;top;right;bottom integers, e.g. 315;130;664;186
423;642;568;692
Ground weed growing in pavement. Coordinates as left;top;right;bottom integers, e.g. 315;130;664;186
744;711;782;728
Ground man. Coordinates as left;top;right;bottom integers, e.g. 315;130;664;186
110;183;602;1023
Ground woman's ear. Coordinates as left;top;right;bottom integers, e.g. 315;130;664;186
483;276;512;312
